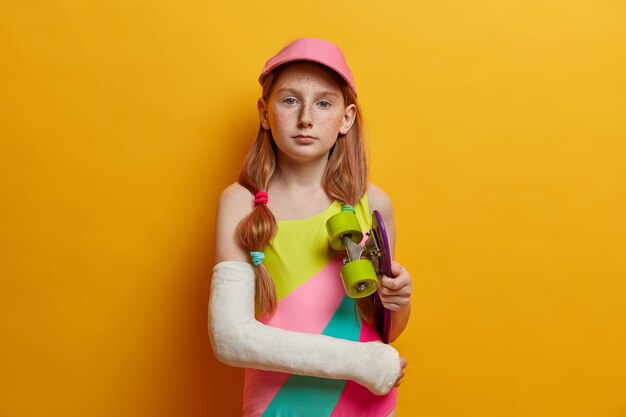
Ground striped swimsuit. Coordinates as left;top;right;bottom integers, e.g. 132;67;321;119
243;192;398;417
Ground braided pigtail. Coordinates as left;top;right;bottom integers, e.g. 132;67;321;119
235;199;277;316
235;69;286;317
236;124;279;316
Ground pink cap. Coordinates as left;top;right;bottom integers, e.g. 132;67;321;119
259;37;358;97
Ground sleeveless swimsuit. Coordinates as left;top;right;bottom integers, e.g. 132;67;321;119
242;192;398;417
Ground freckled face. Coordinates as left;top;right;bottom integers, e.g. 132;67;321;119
258;62;356;164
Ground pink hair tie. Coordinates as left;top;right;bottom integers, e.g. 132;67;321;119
254;191;268;206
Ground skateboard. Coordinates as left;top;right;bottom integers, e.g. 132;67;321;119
326;208;393;343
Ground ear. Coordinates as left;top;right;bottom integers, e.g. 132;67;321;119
338;104;357;135
257;98;271;130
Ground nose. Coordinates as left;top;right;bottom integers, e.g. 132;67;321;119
298;103;313;127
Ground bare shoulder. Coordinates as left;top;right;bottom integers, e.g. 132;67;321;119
214;182;253;264
367;182;394;217
367;182;397;253
219;182;252;211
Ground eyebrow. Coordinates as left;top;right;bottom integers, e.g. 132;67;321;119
274;87;340;98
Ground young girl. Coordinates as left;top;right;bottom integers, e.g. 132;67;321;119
209;37;413;417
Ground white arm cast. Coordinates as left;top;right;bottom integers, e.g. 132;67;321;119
208;260;400;395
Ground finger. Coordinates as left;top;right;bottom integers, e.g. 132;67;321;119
379;295;411;308
379;284;412;300
380;276;399;291
380;275;406;291
394;358;407;387
380;277;411;295
381;299;410;311
379;293;410;303
383;303;405;311
380;290;411;302
400;357;408;368
381;273;411;290
379;293;411;307
391;261;403;277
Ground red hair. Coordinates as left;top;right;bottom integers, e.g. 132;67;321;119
236;62;375;323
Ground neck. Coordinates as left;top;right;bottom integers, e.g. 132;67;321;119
272;153;329;193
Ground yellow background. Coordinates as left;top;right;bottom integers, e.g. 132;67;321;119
1;0;625;416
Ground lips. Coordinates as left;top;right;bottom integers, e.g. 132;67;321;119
293;135;316;144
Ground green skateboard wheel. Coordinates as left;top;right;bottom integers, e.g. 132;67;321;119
326;212;363;250
340;259;379;298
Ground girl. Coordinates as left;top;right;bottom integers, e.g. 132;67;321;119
210;37;413;417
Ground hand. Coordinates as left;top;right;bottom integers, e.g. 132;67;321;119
394;356;408;387
379;261;412;311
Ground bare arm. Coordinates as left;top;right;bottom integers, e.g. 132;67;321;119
213;183;251;264
367;183;412;342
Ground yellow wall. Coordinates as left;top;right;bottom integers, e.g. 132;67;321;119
1;1;625;416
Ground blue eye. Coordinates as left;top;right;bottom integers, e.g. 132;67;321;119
284;98;297;105
318;101;331;108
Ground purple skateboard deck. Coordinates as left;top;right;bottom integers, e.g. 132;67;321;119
367;210;393;344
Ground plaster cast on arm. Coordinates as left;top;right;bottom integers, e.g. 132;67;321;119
208;260;400;395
